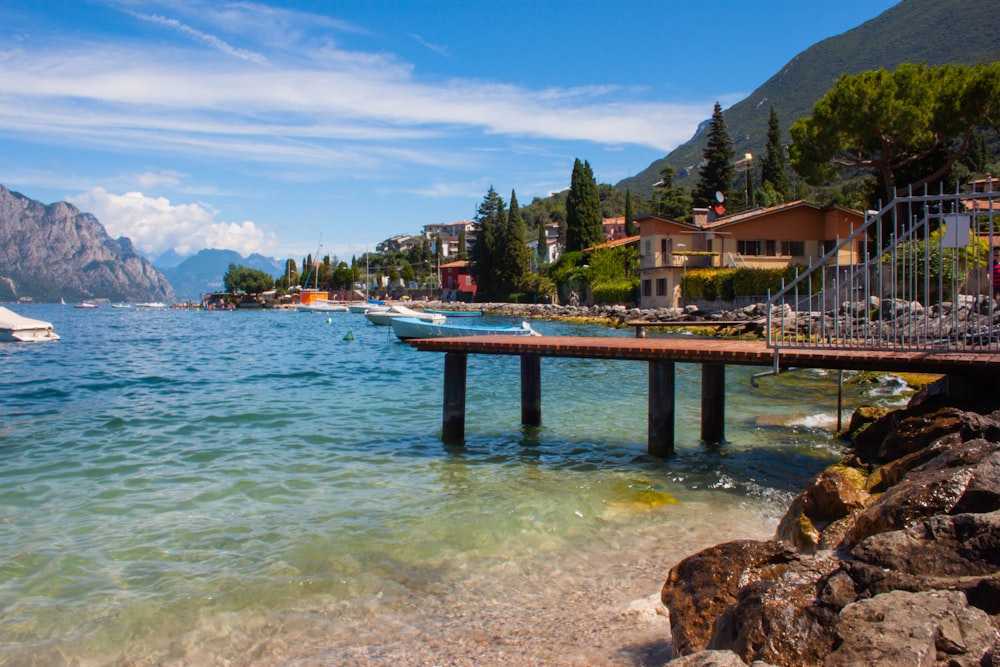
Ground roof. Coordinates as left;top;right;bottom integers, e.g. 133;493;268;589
703;200;863;230
585;234;640;251
440;260;471;269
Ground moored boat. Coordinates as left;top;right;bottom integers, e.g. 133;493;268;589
298;299;349;313
0;306;60;342
365;305;445;326
423;309;484;317
390;317;539;340
75;302;99;309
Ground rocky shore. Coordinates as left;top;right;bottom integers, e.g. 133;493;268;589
660;377;1000;666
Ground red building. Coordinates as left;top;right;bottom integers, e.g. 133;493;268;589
440;260;477;301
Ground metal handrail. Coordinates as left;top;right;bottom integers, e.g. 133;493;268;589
766;183;998;353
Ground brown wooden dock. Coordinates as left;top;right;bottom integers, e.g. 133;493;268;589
409;335;1000;455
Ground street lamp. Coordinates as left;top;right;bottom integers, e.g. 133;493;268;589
736;152;753;210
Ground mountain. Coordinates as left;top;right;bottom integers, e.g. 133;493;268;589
618;0;1000;197
0;184;175;303
159;249;283;301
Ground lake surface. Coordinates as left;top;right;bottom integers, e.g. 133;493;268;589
0;305;910;665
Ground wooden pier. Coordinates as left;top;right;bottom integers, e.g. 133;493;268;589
408;335;1000;455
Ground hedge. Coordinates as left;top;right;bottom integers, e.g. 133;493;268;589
681;266;805;301
592;280;639;305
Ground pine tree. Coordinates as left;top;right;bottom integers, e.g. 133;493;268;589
760;106;791;201
469;186;506;301
694;102;735;209
624;190;635;236
655;165;692;221
457;228;468;261
565;158;603;252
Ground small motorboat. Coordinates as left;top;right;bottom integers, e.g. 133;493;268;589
365;305;445;326
423;309;484;317
0;306;60;342
75;302;99;309
390;317;539;340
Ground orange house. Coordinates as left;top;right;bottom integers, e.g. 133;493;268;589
638;200;866;308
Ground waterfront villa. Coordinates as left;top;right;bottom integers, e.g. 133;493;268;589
637;200;866;309
440;260;477;301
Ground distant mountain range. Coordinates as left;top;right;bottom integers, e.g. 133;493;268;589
618;0;1000;197
157;250;283;301
0;184;174;303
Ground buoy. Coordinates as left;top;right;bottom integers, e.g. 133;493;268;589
343;329;354;341
327;316;332;324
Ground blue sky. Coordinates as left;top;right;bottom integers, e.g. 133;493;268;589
0;0;899;263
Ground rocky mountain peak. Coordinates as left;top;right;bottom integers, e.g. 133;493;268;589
0;184;175;303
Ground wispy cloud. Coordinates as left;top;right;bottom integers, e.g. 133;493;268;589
408;33;449;57
128;11;270;65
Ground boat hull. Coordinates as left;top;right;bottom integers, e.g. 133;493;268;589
390;317;538;340
0;307;60;342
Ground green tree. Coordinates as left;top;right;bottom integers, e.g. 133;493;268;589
498;189;532;298
565;158;604;252
654;164;692;221
457;228;468;261
693;102;736;209
470;186;506;300
536;221;548;265
760;106;791;201
624;189;635;236
790;62;1000;202
223;263;274;294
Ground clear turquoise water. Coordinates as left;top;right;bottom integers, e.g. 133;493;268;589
0;305;901;664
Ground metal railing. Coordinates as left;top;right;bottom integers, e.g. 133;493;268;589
767;184;999;352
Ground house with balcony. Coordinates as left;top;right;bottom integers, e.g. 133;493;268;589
637;200;866;308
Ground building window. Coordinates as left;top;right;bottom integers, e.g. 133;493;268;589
781;241;805;256
765;240;777;256
655;278;666;296
642;280;651;297
738;239;762;255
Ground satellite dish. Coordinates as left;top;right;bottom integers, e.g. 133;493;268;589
715;191;725;203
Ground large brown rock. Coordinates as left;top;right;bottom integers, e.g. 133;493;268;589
708;552;841;666
846;510;1000;614
661;540;794;657
826;590;996;667
775;465;870;554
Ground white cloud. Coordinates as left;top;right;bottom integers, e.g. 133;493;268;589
68;188;275;257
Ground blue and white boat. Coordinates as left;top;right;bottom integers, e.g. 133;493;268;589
390;317;539;340
422;309;484;317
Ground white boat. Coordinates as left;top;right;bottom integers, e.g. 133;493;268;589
298;299;348;313
0;306;60;342
348;303;389;314
365;305;445;326
423;309;484;317
390;317;539;340
75;302;99;309
135;302;168;309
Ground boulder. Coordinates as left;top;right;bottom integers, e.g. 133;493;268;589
827;590;995;667
661;540;794;657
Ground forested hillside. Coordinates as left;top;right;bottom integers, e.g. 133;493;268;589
618;0;1000;198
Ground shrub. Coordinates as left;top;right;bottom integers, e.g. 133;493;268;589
592;280;638;304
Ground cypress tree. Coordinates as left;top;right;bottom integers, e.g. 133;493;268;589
499;190;531;298
693;102;735;209
760;106;791;201
624;189;635;236
536;221;547;264
457;228;468;261
469;186;506;301
565;158;603;252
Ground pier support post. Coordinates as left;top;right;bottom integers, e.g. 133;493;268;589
442;352;467;444
648;361;676;457
520;354;541;426
701;363;725;444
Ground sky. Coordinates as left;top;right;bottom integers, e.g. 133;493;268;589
0;0;900;264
